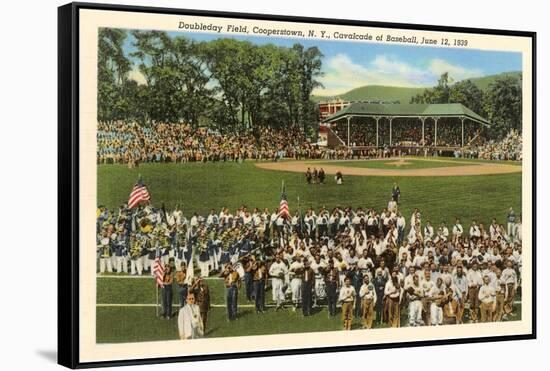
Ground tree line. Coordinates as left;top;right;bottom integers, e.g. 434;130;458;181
98;29;323;137
410;72;522;139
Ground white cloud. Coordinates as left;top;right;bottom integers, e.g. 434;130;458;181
128;68;147;85
428;59;483;81
313;54;484;96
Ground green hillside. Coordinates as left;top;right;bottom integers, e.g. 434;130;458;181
467;71;522;90
312;71;521;103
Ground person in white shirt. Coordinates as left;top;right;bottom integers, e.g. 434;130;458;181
489;219;500;241
387;199;397;213
289;256;304;310
428;277;445;326
469;220;481;239
375;260;390;280
310;254;327;306
412;250;426;269
206;209;218;227
410;208;421;228
501;260;518;316
452;218;463;243
515;217;522;243
177;293;204;340
493;268;507;321
359;276;377;329
466;262;483;322
436;222;449;243
357;250;374;279
338;276;356;330
407;274;424;326
384;271;401;327
423;221;434;241
269;255;288;310
478;275;496;322
396;212;406;245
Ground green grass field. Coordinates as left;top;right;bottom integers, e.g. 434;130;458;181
96;275;522;343
97;160;522;343
98;161;521;227
314;159;474;170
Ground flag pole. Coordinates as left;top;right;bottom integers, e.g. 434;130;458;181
156;283;160;318
298;195;302;237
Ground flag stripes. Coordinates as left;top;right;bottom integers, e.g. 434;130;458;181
128;179;150;209
278;182;290;219
153;248;164;288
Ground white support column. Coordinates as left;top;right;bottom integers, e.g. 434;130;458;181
434;117;439;147
375;117;379;147
421;117;425;146
461;117;465;147
389;118;393;146
347;116;351;147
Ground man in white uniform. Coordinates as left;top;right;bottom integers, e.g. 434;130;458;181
269;255;288;310
177;293;204;340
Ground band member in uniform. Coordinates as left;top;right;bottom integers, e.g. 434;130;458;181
338;276;356;330
220;264;240;321
175;262;188;308
129;233;143;275
359;276;377;329
193;277;211;331
161;264;174;319
301;260;315;316
253;260;268;313
98;237;113;273
177;292;204;340
325;260;339;316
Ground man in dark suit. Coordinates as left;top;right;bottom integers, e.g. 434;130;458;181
301;260;315;316
193;277;211;331
391;182;401;204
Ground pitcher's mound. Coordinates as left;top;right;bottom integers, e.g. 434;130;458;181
386;159;413;167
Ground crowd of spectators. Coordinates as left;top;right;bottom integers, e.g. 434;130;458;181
456;130;522;161
97;122;330;164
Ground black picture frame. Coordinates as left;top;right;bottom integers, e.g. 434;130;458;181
58;2;537;368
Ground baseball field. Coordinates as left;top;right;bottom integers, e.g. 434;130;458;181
96;157;522;343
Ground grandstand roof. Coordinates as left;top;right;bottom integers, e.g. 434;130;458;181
322;103;491;126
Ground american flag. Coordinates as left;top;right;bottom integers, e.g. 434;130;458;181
278;182;290;219
153;246;164;288
128;178;151;209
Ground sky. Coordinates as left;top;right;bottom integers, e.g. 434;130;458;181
123;30;522;97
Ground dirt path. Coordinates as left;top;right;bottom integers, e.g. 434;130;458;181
254;158;522;177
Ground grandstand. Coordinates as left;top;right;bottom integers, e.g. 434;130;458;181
322;103;491;151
